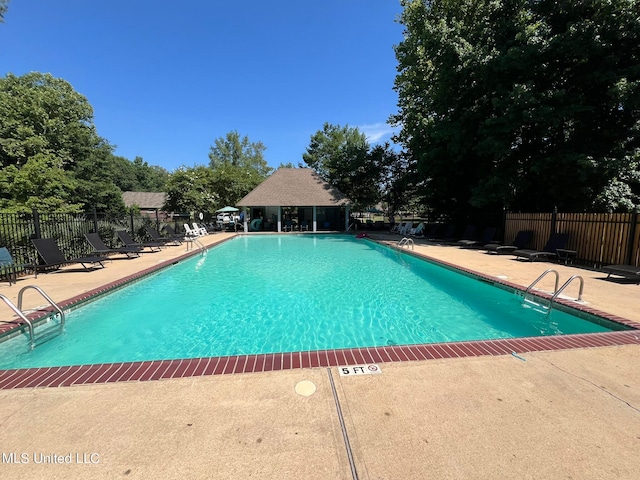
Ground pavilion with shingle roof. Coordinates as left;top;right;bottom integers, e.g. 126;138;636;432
237;168;351;232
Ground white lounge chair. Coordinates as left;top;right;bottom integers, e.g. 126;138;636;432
398;221;414;235
192;223;208;235
184;224;204;237
409;222;425;237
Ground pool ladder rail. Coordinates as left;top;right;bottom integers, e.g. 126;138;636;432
0;285;65;350
523;269;584;315
398;237;415;250
184;235;207;254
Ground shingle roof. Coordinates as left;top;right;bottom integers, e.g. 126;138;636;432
122;191;167;209
237;168;350;207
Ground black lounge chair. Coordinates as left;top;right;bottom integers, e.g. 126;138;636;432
427;224;455;241
85;233;142;258
601;264;640;283
164;225;186;238
485;230;533;255
513;233;569;262
145;226;182;246
458;227;497;248
447;225;475;244
0;247;32;285
117;230;162;252
31;238;105;277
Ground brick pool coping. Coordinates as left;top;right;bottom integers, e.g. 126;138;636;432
1;238;639;390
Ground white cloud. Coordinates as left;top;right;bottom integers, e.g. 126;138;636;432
357;122;397;143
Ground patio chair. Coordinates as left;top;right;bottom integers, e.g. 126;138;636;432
448;225;475;244
485;230;533;255
31;238;105;277
427;224;456;241
397;221;414;235
283;219;296;232
84;233;142;258
145;226;182;246
0;247;32;285
164;225;189;238
601;264;640;283
192;223;208;235
423;224;443;240
117;230;162;252
184;224;204;238
458;227;497;248
409;222;425;237
513;233;569;262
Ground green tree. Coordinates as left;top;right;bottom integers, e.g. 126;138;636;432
208;131;272;206
0;72;129;213
392;0;640;215
163;166;218;214
0;153;82;213
0;0;9;23
303;123;397;210
209;130;271;175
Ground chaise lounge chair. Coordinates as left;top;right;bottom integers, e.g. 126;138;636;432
31;238;105;277
117;230;162;252
145;226;182;246
0;247;32;285
85;233;142;258
448;225;475;245
485;230;533;255
427;224;456;242
513;233;569;262
601;264;640;283
164;225;188;239
396;221;414;235
458;227;497;248
409;222;425;237
183;224;204;238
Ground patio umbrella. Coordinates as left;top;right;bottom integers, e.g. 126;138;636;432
216;206;239;213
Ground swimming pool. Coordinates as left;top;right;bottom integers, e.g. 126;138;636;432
0;234;623;371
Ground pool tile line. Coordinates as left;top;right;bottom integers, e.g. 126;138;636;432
1;330;639;389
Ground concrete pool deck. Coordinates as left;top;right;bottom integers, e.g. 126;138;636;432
0;231;639;479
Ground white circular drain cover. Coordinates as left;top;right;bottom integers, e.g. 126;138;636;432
295;380;317;396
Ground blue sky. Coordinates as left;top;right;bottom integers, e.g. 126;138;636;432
1;1;404;171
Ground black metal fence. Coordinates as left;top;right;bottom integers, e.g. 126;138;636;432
0;210;188;275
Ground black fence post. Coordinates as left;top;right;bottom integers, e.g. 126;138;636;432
626;208;638;265
32;209;42;239
92;206;98;233
130;210;134;234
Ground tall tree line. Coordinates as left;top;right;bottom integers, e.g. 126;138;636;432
392;0;640;218
0;72;169;215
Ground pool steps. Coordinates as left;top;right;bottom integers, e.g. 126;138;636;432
523;269;585;315
0;286;64;350
397;237;415;249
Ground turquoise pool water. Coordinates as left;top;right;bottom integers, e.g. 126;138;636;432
0;234;615;369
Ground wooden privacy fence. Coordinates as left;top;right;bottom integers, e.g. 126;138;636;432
505;211;640;267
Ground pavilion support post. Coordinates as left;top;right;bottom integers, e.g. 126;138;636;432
277;207;282;232
345;205;350;231
313;206;317;232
